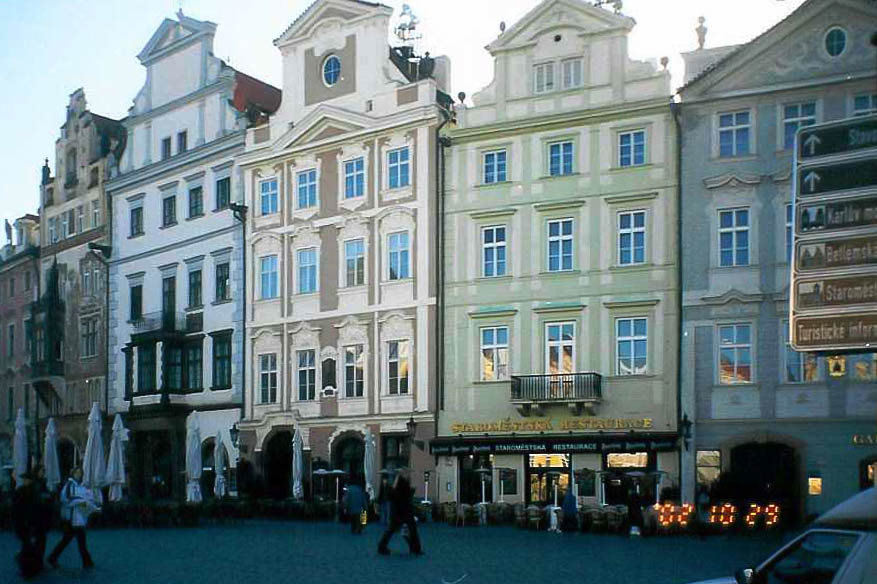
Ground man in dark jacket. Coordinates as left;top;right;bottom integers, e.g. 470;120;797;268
377;473;422;556
12;471;44;578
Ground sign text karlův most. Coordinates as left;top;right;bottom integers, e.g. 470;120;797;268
792;114;877;352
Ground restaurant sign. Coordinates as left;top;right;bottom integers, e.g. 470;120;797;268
449;417;654;434
430;433;677;456
852;433;877;445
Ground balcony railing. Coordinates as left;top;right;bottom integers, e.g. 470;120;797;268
132;311;187;334
510;372;602;416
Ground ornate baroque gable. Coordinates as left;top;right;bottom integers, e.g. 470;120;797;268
274;0;392;47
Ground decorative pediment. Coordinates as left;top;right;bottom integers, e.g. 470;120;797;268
379;311;414;340
278;105;374;151
336;316;369;347
703;172;762;190
274;0;392;47
701;289;765;306
137;10;217;65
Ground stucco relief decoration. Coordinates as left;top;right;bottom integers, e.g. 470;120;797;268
290;322;320;352
380;311;414;341
378;207;416;238
312;23;347;57
703;172;762;191
338;215;370;242
251;328;282;353
336;316;369;350
291;224;321;250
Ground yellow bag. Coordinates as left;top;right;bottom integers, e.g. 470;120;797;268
360;510;368;526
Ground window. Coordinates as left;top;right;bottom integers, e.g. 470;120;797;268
847;353;877;381
323;55;341;86
6;388;12;422
216;177;231;210
130;207;143;237
260;256;278;299
482;226;507;277
177;131;187;154
345;239;365;287
91;200;100;227
130;284;143;321
76;206;84;233
162;196;177;227
549;141;573;176
212;333;231;389
66;210;75;237
344;345;364;398
25;271;30;291
188;270;202;308
561;58;583;89
618;211;646;265
297;248;318;294
696;450;721;486
9;278;14;298
296;169;317;209
547;219;574;272
616;318;647;375
388;232;410;280
808;476;823;496
49;217;57;244
161;137;172;160
215;262;230;302
784;323;821;383
7;324;14;357
718;208;750;267
185;342;202;390
387;340;409;395
759;531;859;583
825;27;847;57
783;102;816;150
297;349;316;401
138;344;156;392
719;324;752;384
480;326;509;381
259;354;277;403
619;130;646;167
188;186;203;218
260;178;278;215
162;276;176;315
546;322;575;375
165;346;183;390
853;93;877;116
534;62;555;93
82;269;91;296
718;111;751;157
785;204;793;263
344;158;365;199
388;147;410;189
483;150;507;184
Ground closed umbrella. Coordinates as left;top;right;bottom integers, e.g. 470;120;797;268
363;429;376;500
82;402;106;503
213;431;226;498
105;414;128;502
185;411;202;503
43;418;61;491
291;430;303;499
13;408;27;485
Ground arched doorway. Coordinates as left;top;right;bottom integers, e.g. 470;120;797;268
860;455;877;490
264;430;293;500
729;442;799;523
57;438;77;482
332;434;364;480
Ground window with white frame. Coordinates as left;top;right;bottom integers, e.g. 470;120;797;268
719;324;752;384
534;62;555;94
260;178;278;215
546;322;575;374
297;248;318;294
561;58;583;89
783;102;816;150
388;147;410;189
61;212;69;239
76;206;84;233
259;353;277;403
387;340;410;394
260;255;278;299
548;141;573;176
297;349;316;401
547;219;574;272
344;345;364;398
482;226;507;277
344;158;365;199
718;110;751;158
388;231;410;280
130;206;143;237
345;239;365;287
785;204;793;263
91;200;100;228
616;318;647;375
718;208;750;267
49;217;57;243
480;326;509;381
619;130;646;167
783;323;821;383
297;169;317;209
618;211;646;265
853;94;877;116
483;150;507;184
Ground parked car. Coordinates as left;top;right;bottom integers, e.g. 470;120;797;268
689;488;877;584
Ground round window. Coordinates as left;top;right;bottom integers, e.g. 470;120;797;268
824;27;846;57
323;55;341;86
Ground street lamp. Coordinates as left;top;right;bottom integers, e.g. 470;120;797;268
229;423;240;448
680;413;693;451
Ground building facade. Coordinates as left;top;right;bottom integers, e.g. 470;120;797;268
434;0;680;507
678;0;877;520
0;216;40;493
106;11;279;500
236;0;451;500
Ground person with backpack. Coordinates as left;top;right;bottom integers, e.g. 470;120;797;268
47;467;97;570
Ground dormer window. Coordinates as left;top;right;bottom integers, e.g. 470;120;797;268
323;55;341;86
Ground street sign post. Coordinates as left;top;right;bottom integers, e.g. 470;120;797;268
791;114;877;352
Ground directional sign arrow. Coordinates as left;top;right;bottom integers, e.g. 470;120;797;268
803;171;821;193
803;134;822;156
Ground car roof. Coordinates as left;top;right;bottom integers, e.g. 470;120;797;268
815;488;877;530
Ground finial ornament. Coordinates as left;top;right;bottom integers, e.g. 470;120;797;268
696;16;707;50
499;21;506;33
660;56;669;70
613;0;623;14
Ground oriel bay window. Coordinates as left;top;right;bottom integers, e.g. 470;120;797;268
260;353;277;403
297;349;316;401
480;326;509;381
164;345;183;390
387;340;409;395
719;324;752;384
138;344;157;393
185;342;203;390
163;341;203;391
616;318;647;375
212;333;232;389
344;345;364;398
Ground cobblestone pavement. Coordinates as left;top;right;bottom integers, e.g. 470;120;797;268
1;520;791;584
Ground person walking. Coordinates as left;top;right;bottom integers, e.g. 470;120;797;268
47;467;97;570
346;477;368;535
12;470;44;578
377;472;422;556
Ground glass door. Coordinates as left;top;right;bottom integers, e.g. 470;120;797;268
527;454;570;505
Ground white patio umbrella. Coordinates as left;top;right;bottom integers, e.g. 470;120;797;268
13;408;27;485
105;414;128;502
213;431;227;498
363;429;376;500
185;411;202;503
82;402;106;503
43;418;61;491
291;429;303;499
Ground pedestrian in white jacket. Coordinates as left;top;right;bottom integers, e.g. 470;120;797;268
47;467;97;569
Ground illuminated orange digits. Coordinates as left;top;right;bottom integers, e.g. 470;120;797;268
744;503;761;527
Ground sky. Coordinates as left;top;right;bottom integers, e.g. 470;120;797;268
0;0;807;236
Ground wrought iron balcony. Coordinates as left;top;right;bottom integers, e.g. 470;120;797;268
131;311;187;335
510;372;602;417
